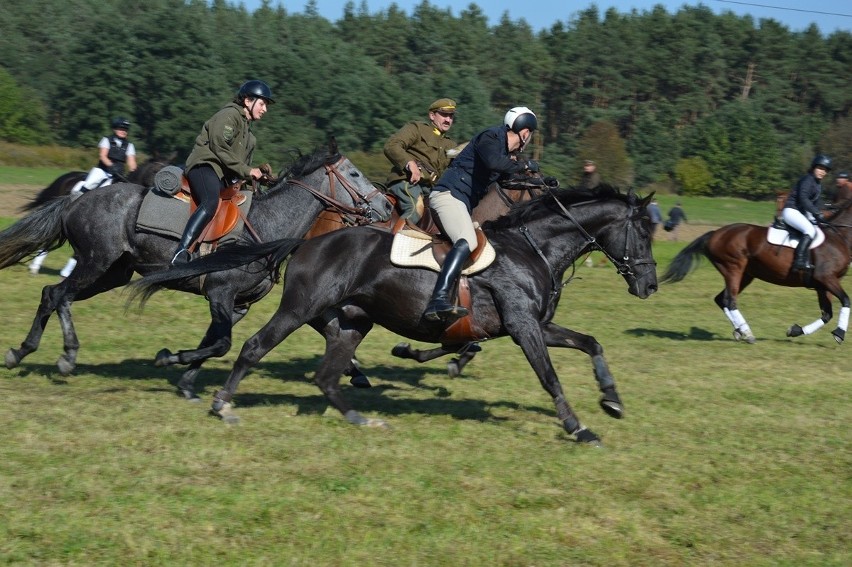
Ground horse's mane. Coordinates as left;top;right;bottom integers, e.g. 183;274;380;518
256;145;342;202
482;184;631;230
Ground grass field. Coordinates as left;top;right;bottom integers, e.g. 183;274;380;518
0;178;848;565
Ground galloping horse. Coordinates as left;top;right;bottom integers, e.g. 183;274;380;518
19;155;173;213
661;184;852;343
1;142;392;397
131;186;658;445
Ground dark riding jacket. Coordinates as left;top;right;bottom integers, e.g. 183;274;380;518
431;125;528;213
185;102;256;181
784;172;823;216
98;135;132;174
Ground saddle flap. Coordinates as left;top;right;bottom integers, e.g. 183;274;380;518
431;230;488;266
766;225;826;249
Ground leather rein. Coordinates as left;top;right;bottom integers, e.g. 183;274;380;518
286;156;383;226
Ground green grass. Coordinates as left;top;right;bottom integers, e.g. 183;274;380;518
653;194;778;226
0;216;848;565
0;165;81;187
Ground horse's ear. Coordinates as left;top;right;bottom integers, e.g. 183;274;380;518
639;191;655;207
328;136;338;155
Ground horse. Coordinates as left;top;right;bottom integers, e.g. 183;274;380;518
19;155;173;214
387;174;551;377
0;141;393;397
660;185;852;344
22;156;174;274
130;186;659;445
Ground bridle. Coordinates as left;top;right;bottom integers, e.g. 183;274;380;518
519;191;656;303
286;156;385;225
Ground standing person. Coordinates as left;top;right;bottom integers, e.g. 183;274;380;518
171;80;274;265
29;117;138;276
423;106;540;322
579;159;601;189
666;201;688;241
383;98;459;223
782;154;832;270
647;197;663;240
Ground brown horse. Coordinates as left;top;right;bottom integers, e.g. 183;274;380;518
661;185;852;343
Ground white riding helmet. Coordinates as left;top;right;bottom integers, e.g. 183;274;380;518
504;106;538;133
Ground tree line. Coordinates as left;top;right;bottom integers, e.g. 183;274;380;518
1;0;850;198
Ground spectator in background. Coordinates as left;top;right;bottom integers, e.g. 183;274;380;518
383;98;459;224
665;201;687;241
579;159;601;189
835;171;850;200
647;197;662;240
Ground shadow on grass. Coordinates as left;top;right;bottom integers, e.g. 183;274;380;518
626;326;721;341
6;355;553;423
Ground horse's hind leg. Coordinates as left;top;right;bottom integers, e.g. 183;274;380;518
714;274;756;343
5;284;65;370
541;322;623;420
391;342;481;377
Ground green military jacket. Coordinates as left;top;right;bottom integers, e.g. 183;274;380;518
186;102;256;181
384;121;457;186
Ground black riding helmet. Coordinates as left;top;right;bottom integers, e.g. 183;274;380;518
111;117;131;130
811;154;832;171
236;80;275;104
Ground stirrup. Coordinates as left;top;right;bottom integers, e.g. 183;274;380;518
171;249;192;265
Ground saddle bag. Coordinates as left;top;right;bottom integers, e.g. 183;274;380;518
154;165;185;196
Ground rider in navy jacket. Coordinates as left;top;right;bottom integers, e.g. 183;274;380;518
423;106;539;322
782;154;832;270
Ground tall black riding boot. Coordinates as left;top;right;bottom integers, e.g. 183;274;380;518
171;209;211;265
792;234;814;270
423;239;471;322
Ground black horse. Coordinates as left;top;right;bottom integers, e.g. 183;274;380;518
19;156;172;213
1;142;392;395
131;186;658;445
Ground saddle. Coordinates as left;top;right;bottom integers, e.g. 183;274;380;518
389;219;494;344
767;217;826;249
186;181;249;246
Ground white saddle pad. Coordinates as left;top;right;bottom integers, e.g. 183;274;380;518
390;230;495;275
766;226;825;249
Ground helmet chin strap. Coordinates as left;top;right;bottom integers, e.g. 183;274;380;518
518;131;531;152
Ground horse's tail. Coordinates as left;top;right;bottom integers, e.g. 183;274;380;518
660;231;715;284
126;237;304;307
0;196;71;269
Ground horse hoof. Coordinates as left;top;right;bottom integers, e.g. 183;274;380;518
349;374;372;388
210;400;239;423
447;359;460;378
56;356;75;376
154;348;173;367
574;428;603;447
5;349;21;369
362;418;390;429
599;398;624;419
832;329;845;344
178;388;201;402
391;343;411;358
786;324;804;338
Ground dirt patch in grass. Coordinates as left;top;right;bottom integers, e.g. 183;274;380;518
0;184;41;218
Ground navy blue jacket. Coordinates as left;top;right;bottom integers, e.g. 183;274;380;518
785;173;822;216
432;125;528;213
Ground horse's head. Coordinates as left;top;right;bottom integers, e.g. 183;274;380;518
562;186;658;299
283;140;392;224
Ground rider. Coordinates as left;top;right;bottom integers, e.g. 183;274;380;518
782;154;832;270
74;117;138;193
423;106;540;322
383;98;459;223
171;80;274;265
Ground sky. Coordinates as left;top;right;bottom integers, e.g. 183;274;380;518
237;0;852;36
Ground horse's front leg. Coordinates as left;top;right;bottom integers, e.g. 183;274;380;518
6;284;66;371
715;274;756;343
391;342;480;377
507;318;601;446
541;322;623;420
787;288;831;339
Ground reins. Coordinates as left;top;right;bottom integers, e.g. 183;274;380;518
286;156;382;226
518;191;654;305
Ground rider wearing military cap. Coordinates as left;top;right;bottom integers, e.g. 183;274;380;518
384;98;459;223
171;80;274;265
